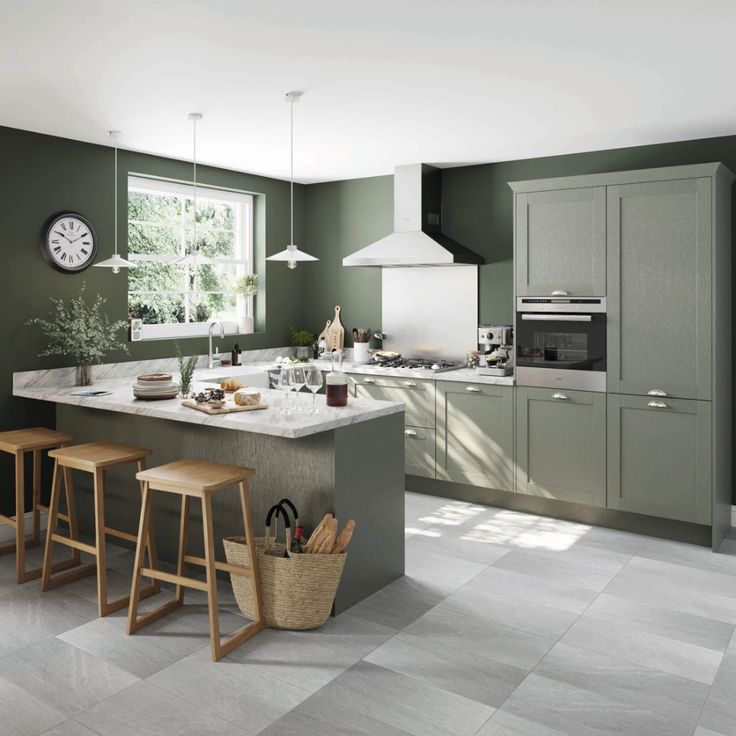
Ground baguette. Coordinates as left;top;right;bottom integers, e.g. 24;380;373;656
314;517;338;554
332;519;355;553
305;513;333;553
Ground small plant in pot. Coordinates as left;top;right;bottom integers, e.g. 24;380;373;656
235;274;259;333
27;284;128;386
176;343;198;399
290;327;315;359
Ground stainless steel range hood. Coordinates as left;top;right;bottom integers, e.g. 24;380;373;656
342;163;484;268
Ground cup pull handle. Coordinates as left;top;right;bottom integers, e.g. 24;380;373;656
552;392;569;400
647;400;668;409
465;386;481;392
647;389;667;397
363;377;375;384
404;381;417;387
551;289;570;296
404;429;417;437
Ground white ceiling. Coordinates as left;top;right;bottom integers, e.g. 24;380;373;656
2;0;736;183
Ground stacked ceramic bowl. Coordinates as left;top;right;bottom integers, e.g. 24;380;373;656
133;373;179;401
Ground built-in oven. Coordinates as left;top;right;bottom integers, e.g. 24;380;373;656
516;297;606;392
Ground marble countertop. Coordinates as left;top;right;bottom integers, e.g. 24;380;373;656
12;378;404;440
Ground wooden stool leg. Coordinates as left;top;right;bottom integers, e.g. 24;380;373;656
240;479;263;628
14;451;25;583
201;493;222;661
137;458;160;594
176;496;190;605
62;467;82;565
31;450;41;546
40;459;62;591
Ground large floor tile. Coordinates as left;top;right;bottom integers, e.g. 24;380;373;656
258;691;416;736
76;680;247;736
405;526;511;566
365;630;530;707
585;592;735;651
624;556;736;600
697;706;736;736
706;654;736;720
346;575;451;630
476;710;572;736
404;545;487;589
284;611;397;658
315;661;494;736
402;606;555;671
0;638;139;717
438;583;580;639
0;675;66;736
41;720;103;736
635;537;736;578
147;645;311;735
224;628;358;694
59;600;244;678
500;670;699;736
469;565;598;614
560;615;724;685
490;545;629;592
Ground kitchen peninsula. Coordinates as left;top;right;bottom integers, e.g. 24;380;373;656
13;363;405;613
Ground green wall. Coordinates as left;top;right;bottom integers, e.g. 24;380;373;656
0;125;304;514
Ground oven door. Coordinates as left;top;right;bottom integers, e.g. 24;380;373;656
515;312;607;391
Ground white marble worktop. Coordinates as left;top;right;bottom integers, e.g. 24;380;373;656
12;377;404;440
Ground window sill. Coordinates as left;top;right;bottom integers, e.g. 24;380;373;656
136;320;253;342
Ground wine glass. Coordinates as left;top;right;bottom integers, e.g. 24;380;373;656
305;366;323;413
288;366;306;413
276;367;295;414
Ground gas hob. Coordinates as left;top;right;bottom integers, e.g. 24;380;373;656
370;358;463;372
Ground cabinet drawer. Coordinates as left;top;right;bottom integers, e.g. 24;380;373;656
404;426;436;479
516;387;606;507
353;377;435;428
607;393;711;524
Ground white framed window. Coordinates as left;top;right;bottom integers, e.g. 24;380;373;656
127;175;254;341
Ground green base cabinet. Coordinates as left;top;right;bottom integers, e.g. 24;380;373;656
607;394;712;524
353;376;435;428
435;381;514;491
516;387;606;506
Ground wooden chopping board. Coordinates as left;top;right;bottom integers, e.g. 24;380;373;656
325;306;345;351
182;400;268;415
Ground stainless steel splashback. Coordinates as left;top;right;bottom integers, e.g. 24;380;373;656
381;266;478;361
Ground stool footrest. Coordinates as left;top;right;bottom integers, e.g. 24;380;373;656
183;554;253;578
42;563;97;590
140;567;209;592
0;536;41;556
128;599;183;633
217;620;264;658
104;526;138;544
51;533;97;556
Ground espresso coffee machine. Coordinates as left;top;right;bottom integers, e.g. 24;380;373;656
477;325;513;376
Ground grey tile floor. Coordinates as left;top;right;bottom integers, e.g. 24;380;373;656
1;492;736;735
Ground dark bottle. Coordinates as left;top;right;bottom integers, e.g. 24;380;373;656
290;527;304;554
326;351;348;407
232;342;242;366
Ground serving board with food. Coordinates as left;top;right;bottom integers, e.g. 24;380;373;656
181;400;268;415
182;387;267;414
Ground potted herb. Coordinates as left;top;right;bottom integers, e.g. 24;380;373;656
290;327;315;359
235;273;259;333
176;343;198;398
27;284;128;386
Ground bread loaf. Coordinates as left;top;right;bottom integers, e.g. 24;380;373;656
332;519;355;553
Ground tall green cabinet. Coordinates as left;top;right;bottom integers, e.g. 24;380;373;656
511;163;734;549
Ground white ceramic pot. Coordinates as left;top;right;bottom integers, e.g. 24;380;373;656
353;342;370;364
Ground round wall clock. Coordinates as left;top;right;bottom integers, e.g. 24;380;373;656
41;212;99;273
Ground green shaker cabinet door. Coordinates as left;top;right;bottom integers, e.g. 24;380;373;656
516;186;606;296
516;387;606;507
435;381;514;491
404;426;436;479
607;394;711;524
353;377;436;428
607;178;712;399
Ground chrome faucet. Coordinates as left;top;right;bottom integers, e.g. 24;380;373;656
208;321;225;369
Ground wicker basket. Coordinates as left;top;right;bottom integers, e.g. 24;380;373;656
224;532;347;630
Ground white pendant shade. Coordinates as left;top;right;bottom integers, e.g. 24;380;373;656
267;90;318;269
94;129;133;273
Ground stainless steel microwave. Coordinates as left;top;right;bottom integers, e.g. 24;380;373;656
515;297;606;392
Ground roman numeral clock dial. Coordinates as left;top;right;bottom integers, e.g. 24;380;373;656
42;212;98;273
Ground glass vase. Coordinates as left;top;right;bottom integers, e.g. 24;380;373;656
75;364;92;386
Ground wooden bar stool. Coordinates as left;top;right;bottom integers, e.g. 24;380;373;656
128;460;263;662
41;442;160;617
0;427;81;583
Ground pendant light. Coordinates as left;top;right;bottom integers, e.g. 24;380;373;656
266;90;318;269
177;112;212;266
94;130;135;273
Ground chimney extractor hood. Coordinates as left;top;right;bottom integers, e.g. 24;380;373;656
342;164;484;268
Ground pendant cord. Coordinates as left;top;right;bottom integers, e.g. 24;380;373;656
290;95;294;247
113;137;118;256
193;116;198;257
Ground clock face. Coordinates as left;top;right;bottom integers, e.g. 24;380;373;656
42;213;98;273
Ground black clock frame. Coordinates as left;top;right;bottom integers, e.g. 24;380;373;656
41;211;99;274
